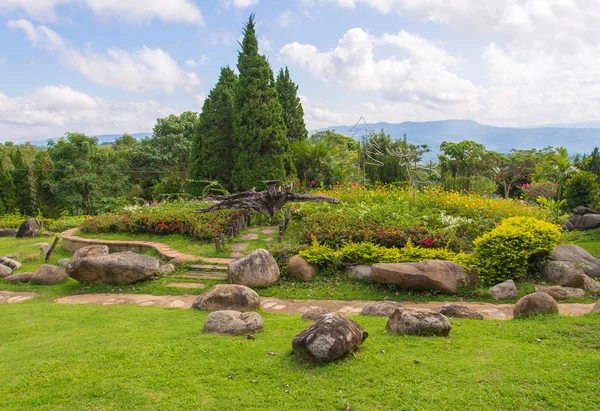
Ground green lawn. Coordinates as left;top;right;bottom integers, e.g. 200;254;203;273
1;301;599;410
563;228;600;259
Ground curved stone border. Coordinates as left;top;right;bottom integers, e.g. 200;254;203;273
61;228;234;265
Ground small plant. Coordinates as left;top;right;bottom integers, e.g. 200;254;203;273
298;236;338;266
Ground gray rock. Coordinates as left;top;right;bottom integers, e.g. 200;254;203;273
346;265;373;281
489;280;518;300
0;257;21;270
301;307;330;321
41;231;55;237
4;272;33;283
583;275;600;292
0;264;13;278
552;244;600;277
16;218;42;238
67;250;160;284
372;260;466;294
0;228;18;237
386;308;451;336
30;264;68;285
535;285;585;300
573;206;599;215
567;214;600;230
22;254;39;263
158;264;175;275
361;301;404;317
203;310;263;335
192;284;260;312
228;249;280;288
57;258;71;268
437;303;484;320
591;300;600;314
513;292;559;318
72;245;109;260
287;255;317;282
542;261;585;288
292;313;368;363
3;253;19;259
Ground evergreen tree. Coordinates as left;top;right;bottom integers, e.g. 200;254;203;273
10;147;35;216
188;66;237;194
275;67;308;143
0;159;16;215
231;15;291;191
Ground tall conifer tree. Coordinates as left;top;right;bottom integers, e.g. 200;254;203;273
0;159;15;215
188;66;237;194
11;147;35;215
231;15;291;191
275;67;308;143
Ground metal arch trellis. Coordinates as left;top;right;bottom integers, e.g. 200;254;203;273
386;144;440;191
349;116;383;186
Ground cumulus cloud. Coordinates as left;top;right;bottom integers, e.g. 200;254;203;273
210;30;236;47
0;85;176;142
258;36;273;53
0;0;203;24
277;10;293;27
8;20;200;93
220;0;260;9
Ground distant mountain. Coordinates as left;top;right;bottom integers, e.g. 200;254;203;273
313;120;600;154
28;132;152;147
520;121;600;129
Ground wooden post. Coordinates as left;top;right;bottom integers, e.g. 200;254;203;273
220;232;226;245
215;237;221;252
227;227;233;237
45;236;59;263
468;266;479;290
278;224;283;243
246;209;251;226
283;207;291;233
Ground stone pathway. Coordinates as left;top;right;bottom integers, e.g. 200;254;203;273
0;291;36;304
166;283;206;289
54;293;596;320
241;234;259;240
230;243;248;251
261;229;276;235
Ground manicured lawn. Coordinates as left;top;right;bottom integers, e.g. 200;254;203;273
563;228;600;259
1;301;599;410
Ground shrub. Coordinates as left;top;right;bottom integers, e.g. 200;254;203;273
298;236;338;266
563;171;600;211
521;181;558;203
473;217;561;285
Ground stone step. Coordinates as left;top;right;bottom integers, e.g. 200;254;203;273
188;264;228;271
177;272;228;281
166;282;206;289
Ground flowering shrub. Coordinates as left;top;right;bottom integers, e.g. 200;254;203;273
521;181;558;203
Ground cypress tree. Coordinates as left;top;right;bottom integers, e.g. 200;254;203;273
275;67;308;143
0;159;15;215
188;66;237;194
33;150;61;218
11;147;36;216
231;15;291;191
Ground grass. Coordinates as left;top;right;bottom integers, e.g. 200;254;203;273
562;228;600;259
1;300;599;410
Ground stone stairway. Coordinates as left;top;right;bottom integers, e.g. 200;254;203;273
176;263;229;281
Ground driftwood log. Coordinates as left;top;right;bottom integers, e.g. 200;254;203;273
195;181;340;217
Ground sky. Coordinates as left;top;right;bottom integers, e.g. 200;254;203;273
0;0;599;143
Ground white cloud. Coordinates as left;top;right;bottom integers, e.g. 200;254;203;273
196;93;207;107
211;30;236;47
258;36;273;53
299;95;356;129
0;0;203;24
277;10;292;27
199;54;209;65
220;0;260;8
0;85;176;141
185;59;198;68
8;20;200;93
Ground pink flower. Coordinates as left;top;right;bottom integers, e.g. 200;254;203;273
295;179;300;185
311;179;316;185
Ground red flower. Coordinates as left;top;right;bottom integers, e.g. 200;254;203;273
311;179;316;185
295;179;300;185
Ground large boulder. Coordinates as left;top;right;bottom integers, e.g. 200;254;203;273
203;310;263;335
57;258;71;268
30;264;68;285
371;260;466;294
535;285;585;300
4;272;33;283
16;218;42;238
228;249;280;288
67;250;160;284
0;257;21;270
0;264;13;278
287;255;317;282
437;303;483;320
591;301;600;314
513;292;559;318
0;228;17;237
72;245;109;260
573;206;599;215
551;244;600;277
301;307;329;322
346;265;373;281
489;280;518;300
292;313;368;363
192;284;260;312
386;308;451;336
542;261;585;288
583;275;600;292
566;214;600;230
361;301;404;317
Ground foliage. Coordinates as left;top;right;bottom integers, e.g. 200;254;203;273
0;214;87;232
33;150;61;218
575;146;600;179
0;156;16;215
231;15;292;190
298;236;338;265
521;180;558;203
494;149;545;198
10;146;36;216
473;217;562;285
534;146;578;199
275;66;308;143
377;133;430;188
438;140;495;193
563;170;600;210
536;197;567;224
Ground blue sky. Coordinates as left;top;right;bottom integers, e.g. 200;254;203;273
0;0;598;142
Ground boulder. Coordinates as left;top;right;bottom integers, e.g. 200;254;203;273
192;284;260;312
72;245;109;260
57;258;71;268
573;206;599;215
542;261;585;288
346;265;373;281
0;228;17;237
371;260;466;294
41;231;54;237
489;280;518;300
67;251;160;284
583;275;600;292
203;310;263;335
158;264;175;275
16;218;42;238
513;292;559;318
551;244;600;277
591;301;600;314
4;272;33;283
30;264;68;285
361;301;404;317
386;308;451;336
437;303;483;320
292;313;368;363
0;257;21;270
22;254;39;263
287;255;317;282
535;285;585;300
228;249;280;288
301;307;330;321
566;214;600;230
0;264;13;278
3;253;19;259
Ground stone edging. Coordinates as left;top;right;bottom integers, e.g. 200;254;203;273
60;228;234;265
